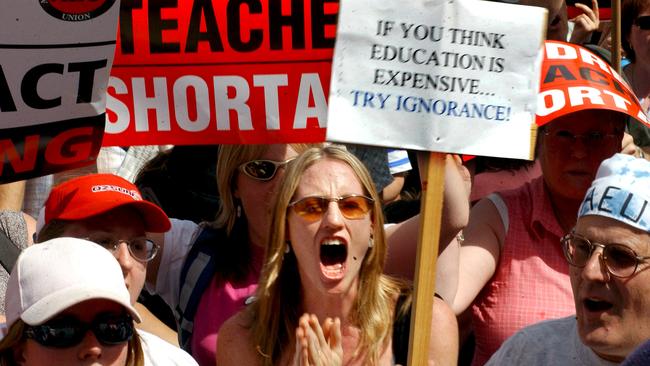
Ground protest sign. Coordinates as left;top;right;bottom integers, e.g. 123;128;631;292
105;0;335;146
537;41;648;127
327;0;546;364
326;0;547;160
0;0;119;183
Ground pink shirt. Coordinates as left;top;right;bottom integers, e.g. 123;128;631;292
470;161;542;203
471;177;575;365
191;245;263;366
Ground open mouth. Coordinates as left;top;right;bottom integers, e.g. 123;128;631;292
320;240;347;279
584;298;614;312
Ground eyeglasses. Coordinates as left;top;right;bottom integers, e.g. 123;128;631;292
25;312;134;348
542;129;620;145
289;195;374;222
238;158;295;181
561;233;650;278
86;236;159;262
634;16;650;30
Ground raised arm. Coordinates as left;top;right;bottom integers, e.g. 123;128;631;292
0;181;34;247
384;154;470;296
448;198;505;315
0;181;25;211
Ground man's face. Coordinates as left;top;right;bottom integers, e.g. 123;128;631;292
60;207;147;305
571;215;650;362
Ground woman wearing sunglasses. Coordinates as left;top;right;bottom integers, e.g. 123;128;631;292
623;0;650;155
0;237;144;365
147;144;314;364
147;143;465;364
216;145;457;366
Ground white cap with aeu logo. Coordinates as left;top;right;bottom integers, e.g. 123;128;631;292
5;237;141;330
578;153;650;231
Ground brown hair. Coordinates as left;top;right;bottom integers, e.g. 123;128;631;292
36;219;68;243
209;144;317;284
622;0;650;63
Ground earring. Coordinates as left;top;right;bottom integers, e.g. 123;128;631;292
285;241;291;254
236;204;242;218
368;237;374;248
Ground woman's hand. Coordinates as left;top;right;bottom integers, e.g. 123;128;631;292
292;314;343;366
569;0;599;44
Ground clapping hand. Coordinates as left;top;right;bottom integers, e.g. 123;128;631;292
291;314;343;366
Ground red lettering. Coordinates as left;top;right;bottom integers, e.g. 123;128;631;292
45;127;95;165
0;135;39;175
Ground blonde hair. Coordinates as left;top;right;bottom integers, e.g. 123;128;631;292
0;319;144;366
250;145;406;365
212;144;314;234
209;144;318;284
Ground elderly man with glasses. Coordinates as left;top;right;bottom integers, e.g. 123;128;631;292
486;153;650;365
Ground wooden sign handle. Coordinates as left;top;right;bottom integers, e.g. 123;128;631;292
612;0;622;73
407;151;446;366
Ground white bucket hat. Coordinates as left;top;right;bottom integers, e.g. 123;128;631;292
5;237;141;327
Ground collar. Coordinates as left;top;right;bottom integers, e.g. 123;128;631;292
529;177;566;241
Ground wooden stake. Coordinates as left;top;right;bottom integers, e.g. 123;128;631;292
611;0;622;73
407;151;446;366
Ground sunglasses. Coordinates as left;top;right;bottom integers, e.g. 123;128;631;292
238;158;295;181
634;15;650;30
561;233;650;278
289;195;374;222
25;312;134;348
85;236;159;262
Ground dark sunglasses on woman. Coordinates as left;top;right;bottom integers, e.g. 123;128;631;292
24;312;134;348
635;16;650;30
238;158;295;181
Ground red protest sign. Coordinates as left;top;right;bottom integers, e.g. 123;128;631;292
567;0;611;20
536;41;649;127
104;0;335;146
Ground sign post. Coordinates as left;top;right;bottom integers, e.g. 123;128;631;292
408;152;446;365
611;0;622;72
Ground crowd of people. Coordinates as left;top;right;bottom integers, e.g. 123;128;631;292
0;0;649;365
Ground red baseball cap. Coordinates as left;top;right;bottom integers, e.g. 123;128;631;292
44;174;171;232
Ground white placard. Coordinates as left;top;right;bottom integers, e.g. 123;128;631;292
0;0;119;127
0;0;119;182
327;0;547;160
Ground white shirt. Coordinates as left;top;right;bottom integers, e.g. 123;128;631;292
140;330;198;365
148;219;201;312
486;316;619;366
